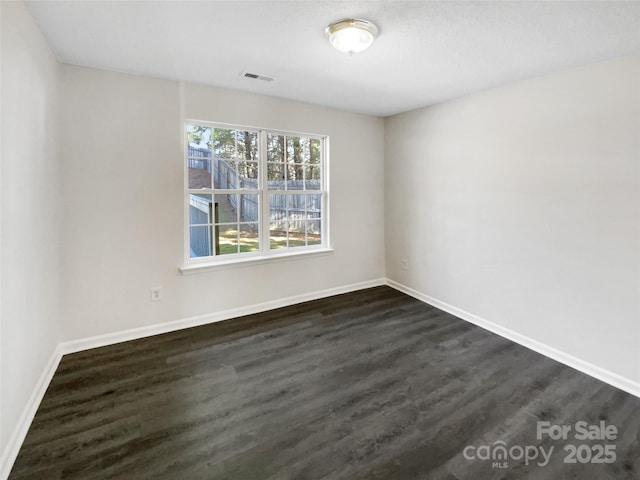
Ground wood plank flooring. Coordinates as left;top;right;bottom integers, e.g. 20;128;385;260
9;286;640;479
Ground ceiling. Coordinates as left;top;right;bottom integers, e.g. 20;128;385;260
26;0;640;117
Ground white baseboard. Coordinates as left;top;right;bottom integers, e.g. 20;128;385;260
1;345;63;480
4;275;637;479
60;278;386;354
386;278;640;399
1;278;385;478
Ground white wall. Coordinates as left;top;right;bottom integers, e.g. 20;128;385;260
385;57;640;385
1;0;62;463
59;66;385;341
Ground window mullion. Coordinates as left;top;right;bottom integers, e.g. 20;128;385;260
184;125;190;265
260;129;269;254
322;137;328;248
209;130;214;191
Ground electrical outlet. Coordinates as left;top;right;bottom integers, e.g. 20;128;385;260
150;287;162;302
401;259;408;271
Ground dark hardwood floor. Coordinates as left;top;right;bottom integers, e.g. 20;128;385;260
9;286;640;479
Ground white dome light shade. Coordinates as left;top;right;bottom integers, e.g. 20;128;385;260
325;19;378;54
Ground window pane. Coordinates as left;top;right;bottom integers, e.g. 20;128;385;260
288;222;306;248
286;194;305;218
237;130;258;161
307;220;321;245
286;165;304;190
267;134;285;162
190;225;213;258
217;224;238;255
267;163;285;189
188;165;211;189
187;125;212;189
309;138;321;164
238;194;259;223
215;194;238;223
286;136;305;164
239;223;259;253
270;222;287;250
269;194;286;221
187;125;212;149
213;129;258;160
285;136;320;164
238;161;258;189
213;159;239;189
306;194;322;217
213;128;235;159
189;194;213;225
305;166;321;190
287;195;305;247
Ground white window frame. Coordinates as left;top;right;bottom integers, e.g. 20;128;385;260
181;120;331;273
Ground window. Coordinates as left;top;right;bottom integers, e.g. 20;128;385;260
185;122;328;264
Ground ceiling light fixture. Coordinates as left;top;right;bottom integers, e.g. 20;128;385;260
325;18;378;54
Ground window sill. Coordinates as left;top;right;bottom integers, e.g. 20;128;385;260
180;248;334;275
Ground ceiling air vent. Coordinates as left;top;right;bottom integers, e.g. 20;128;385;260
241;71;275;82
